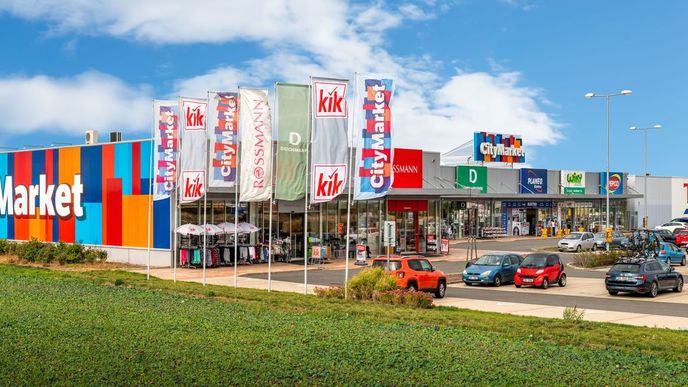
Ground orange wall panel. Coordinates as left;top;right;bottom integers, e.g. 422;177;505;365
121;195;153;248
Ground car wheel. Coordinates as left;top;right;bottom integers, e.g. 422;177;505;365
608;290;618;296
541;277;549;290
493;275;502;287
515;284;522;288
648;281;658;298
575;245;581;253
592;244;597;251
675;277;684;293
435;280;446;298
558;274;567;287
407;282;418;292
682;257;686;266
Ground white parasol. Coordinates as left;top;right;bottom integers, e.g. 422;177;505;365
176;223;204;236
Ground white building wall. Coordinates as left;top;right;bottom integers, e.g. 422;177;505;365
628;175;688;228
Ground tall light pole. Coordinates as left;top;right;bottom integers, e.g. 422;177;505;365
585;89;632;251
629;124;662;229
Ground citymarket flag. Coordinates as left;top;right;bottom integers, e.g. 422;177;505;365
208;92;238;188
152;100;179;201
353;73;395;201
275;83;310;201
239;88;273;202
310;77;348;204
179;97;208;204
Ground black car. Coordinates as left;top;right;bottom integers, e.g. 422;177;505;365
655;229;676;244
605;258;683;297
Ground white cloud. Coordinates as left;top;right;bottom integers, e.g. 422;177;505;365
0;72;151;135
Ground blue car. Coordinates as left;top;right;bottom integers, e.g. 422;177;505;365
658;242;686;266
463;252;523;287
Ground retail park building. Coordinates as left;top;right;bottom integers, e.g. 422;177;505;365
0;133;686;267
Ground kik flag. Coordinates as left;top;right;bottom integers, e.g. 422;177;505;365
152;100;179;201
179;97;208;204
353;74;395;201
275;84;310;201
207;92;238;188
239;88;273;202
310;77;349;204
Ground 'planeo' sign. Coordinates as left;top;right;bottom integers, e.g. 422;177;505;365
561;170;585;195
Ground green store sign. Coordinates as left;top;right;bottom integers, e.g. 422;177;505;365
457;166;487;193
560;170;585;195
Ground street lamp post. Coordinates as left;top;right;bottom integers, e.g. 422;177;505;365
629;124;662;229
585;90;632;251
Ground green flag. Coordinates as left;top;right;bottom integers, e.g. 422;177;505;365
275;84;311;201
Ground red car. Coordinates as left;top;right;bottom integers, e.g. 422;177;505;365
372;256;447;298
514;253;567;289
675;230;688;247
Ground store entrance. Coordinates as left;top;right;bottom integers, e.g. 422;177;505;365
397;211;419;253
525;209;537;235
388;200;428;254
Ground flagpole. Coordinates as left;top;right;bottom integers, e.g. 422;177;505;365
343;74;358;300
303;80;314;295
234;89;241;288
174;97;183;283
267;83;278;292
201;93;210;287
147;102;155;280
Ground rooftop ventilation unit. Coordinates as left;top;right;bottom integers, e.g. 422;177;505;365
109;131;122;143
85;130;98;145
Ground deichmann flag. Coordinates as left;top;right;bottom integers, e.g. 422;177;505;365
353;74;395;201
239;88;273;202
179;97;208;204
310;77;348;204
275;84;310;201
153;100;179;201
208;92;238;189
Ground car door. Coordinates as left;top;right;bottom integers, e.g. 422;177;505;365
499;256;514;282
582;233;593;250
546;255;559;281
406;259;424;288
418;259;434;289
656;262;673;289
508;255;521;282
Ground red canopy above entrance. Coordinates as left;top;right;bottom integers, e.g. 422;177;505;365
387;199;428;212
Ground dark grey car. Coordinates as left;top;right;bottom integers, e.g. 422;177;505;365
605;258;684;297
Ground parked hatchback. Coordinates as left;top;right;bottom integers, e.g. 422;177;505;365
675;230;688;247
463;252;523;287
515;253;567;289
372;256;447;298
657;242;686;266
558;232;595;252
605;258;683;297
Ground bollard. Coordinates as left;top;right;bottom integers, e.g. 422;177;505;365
541;228;548;238
557;229;562;238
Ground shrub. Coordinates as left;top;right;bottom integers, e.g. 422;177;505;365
314;286;345;299
563;305;585;322
114;279;124;286
0;239;14;255
373;289;433;309
346;267;397;300
0;239;108;265
572;250;623;268
37;244;57;263
17;239;45;262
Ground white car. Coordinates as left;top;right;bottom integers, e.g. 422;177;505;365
655;222;688;233
558;232;595;252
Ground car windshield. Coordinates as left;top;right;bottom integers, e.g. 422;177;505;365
474;255;503;266
594;232;604;238
521;255;547;268
609;263;640;273
372;260;402;271
565;233;582;240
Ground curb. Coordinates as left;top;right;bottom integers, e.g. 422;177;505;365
566;263;611;272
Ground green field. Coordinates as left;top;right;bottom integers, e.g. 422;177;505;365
1;264;687;385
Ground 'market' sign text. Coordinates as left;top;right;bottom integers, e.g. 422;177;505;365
0;174;84;217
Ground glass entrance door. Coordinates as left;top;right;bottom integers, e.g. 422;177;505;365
396;211;418;253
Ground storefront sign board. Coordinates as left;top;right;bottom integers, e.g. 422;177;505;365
600;172;624;195
457;166;487;193
473;132;525;163
392;148;423;189
561;170;585;195
520;168;547;194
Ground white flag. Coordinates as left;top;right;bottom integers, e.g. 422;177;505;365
179;97;208;204
152;100;179;201
207;92;238;189
239;88;273;202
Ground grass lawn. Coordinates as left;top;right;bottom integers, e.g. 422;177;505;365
1;264;687;385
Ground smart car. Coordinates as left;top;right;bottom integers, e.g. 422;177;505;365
514;253;567;289
462;252;523;287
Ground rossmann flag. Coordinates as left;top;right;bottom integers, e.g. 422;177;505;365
179;97;208;204
353;74;394;200
310;77;348;203
275;83;310;201
239;88;273;202
207;92;238;189
153;100;179;201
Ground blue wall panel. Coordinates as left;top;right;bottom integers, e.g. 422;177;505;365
75;203;102;245
153;197;171;249
80;146;102;203
6;153;13;240
114;143;133;195
0;153;7;239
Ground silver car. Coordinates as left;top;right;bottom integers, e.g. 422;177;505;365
558;232;595;252
593;231;629;250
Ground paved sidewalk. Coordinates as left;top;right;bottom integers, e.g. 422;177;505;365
434;297;688;330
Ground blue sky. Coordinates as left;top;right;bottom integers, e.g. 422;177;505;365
0;0;686;176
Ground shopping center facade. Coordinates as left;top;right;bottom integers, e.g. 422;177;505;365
0;137;648;266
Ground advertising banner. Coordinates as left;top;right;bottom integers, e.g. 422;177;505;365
392;148;423;189
520;168;547;194
153;100;179;201
561;170;585;195
275;83;310;201
310;77;348;203
473;132;525;163
600;172;624;195
207;92;238;189
179;97;207;204
456;166;487;193
353;73;394;201
239;88;273;202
